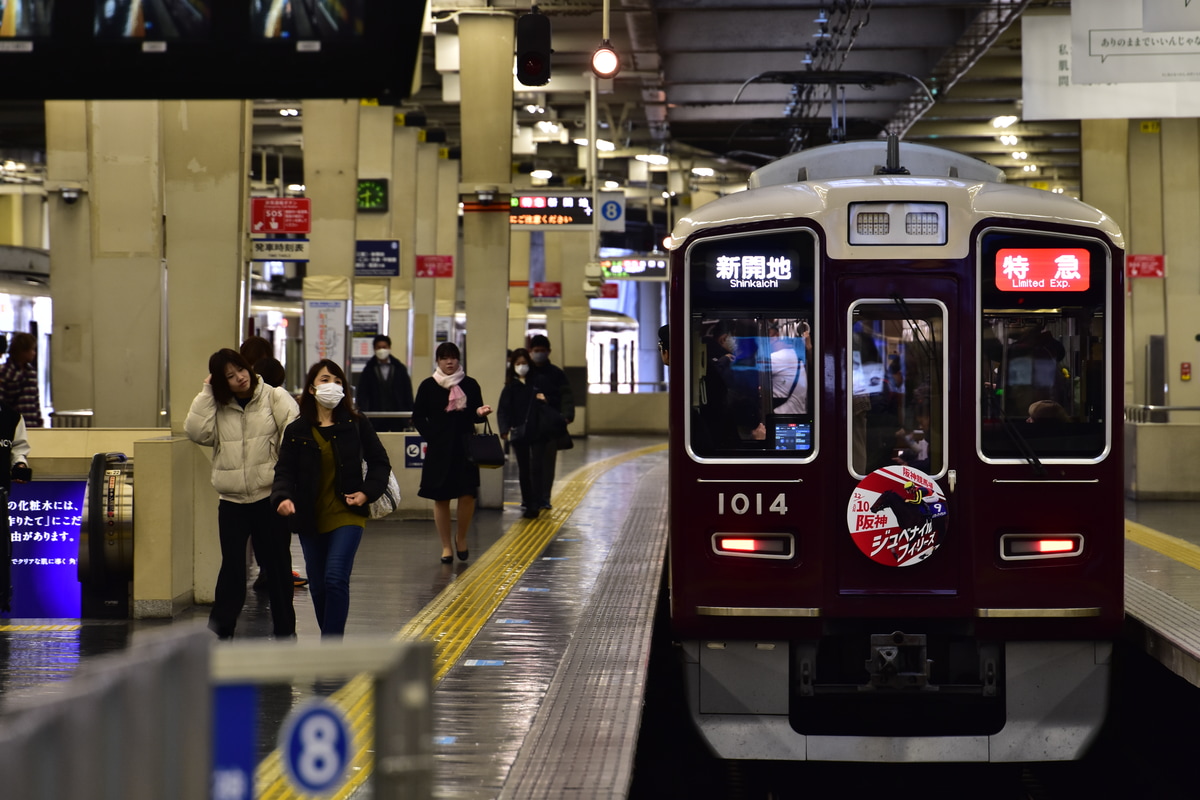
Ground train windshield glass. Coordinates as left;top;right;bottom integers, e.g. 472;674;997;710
978;230;1110;460
685;229;817;460
849;302;945;477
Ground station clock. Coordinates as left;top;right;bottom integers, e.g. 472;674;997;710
357;178;389;212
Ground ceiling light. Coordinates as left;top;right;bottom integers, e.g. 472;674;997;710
1012;151;1027;160
279;108;299;117
590;40;621;79
530;169;553;180
636;154;670;167
999;134;1018;146
603;180;620;190
991;115;1018;128
692;167;715;177
573;138;615;151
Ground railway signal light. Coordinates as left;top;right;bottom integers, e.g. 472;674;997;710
516;10;552;87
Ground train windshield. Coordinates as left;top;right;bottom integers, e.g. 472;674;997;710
849;302;945;477
685;229;818;460
978;230;1111;460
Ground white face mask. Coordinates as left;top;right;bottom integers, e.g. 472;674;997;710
375;348;390;361
515;364;530;377
314;383;344;409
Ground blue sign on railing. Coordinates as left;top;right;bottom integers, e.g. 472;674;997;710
4;481;86;619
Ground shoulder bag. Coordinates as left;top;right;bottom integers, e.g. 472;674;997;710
466;417;507;468
361;460;402;519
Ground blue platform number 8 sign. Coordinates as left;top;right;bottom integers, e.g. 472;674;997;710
280;699;351;794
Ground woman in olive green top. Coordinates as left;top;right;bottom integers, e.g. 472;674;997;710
272;359;391;638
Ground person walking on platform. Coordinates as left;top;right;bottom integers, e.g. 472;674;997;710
497;348;545;520
413;342;493;562
185;349;299;640
526;334;573;509
272;359;392;638
355;335;415;432
0;333;43;428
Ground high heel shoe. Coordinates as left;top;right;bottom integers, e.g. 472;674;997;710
441;555;453;564
457;549;469;562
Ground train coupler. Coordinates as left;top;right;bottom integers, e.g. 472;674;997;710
864;631;933;690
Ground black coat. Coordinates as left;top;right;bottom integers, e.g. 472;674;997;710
356;356;414;413
271;409;392;536
497;379;537;438
412;374;485;496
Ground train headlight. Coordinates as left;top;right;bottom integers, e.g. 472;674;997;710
999;533;1084;561
848;202;947;246
712;533;795;560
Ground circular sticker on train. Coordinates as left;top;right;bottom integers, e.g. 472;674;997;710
846;466;949;567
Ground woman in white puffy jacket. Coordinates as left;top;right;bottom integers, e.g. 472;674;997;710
186;348;299;639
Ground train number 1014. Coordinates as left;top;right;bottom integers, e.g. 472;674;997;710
716;492;788;516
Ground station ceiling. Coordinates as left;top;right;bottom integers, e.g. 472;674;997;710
0;1;1079;199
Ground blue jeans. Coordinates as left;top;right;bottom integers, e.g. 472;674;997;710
298;525;363;638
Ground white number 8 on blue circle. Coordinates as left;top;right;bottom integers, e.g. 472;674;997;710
279;698;351;794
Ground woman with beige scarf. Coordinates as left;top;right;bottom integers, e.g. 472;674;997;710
412;342;493;563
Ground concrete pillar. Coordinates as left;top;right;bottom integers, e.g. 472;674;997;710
302;99;359;372
1160;119;1200;415
1080;119;1134;407
509;230;531;348
393;125;421;369
458;12;514;508
1123;119;1164;407
544;231;591;431
413;140;442;376
161;100;252;432
354;102;397;377
47;101;166;428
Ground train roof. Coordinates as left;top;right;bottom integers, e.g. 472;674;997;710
668;141;1123;252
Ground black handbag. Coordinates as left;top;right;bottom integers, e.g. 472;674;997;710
533;402;573;450
466;417;507;468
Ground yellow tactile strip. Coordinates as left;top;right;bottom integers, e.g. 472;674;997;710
255;442;667;800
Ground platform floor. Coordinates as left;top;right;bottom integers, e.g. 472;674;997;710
5;450;1200;798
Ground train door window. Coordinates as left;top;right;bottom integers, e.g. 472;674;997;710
978;230;1111;461
684;229;818;461
848;301;946;478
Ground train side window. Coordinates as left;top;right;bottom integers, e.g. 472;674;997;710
849;302;945;478
978;230;1110;461
684;229;818;461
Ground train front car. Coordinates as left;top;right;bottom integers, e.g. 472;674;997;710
666;140;1124;763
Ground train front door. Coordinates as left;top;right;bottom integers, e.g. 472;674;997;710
833;275;968;603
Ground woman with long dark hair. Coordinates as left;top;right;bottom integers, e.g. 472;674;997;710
497;347;543;520
271;359;391;638
413;342;493;562
185;348;299;639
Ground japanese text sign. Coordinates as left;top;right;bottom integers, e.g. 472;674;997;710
995;248;1090;292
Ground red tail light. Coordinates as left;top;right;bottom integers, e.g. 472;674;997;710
712;534;794;560
1000;534;1083;561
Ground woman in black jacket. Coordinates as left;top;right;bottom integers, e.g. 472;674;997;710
272;359;391;638
413;342;493;563
497;347;543;520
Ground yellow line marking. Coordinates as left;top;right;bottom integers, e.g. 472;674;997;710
0;624;82;632
256;442;668;800
1126;519;1200;571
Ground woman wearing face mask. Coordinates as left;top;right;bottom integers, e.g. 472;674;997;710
412;342;493;562
185;348;300;640
271;359;392;638
497;348;545;520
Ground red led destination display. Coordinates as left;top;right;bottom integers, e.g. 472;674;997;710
510;194;595;228
995;248;1090;292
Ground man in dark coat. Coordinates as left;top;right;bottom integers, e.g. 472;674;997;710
526;334;574;509
355;335;415;431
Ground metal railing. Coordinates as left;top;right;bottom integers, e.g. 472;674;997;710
1124;404;1200;423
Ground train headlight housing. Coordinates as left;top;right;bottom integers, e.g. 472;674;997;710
712;533;795;560
848;202;947;246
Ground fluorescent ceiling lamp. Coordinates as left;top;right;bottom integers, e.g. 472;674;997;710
636;154;670;166
530;169;553;180
692;167;715;177
991;115;1018;128
603;180;620;190
573;138;615;151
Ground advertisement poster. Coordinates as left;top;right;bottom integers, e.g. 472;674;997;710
846;466;948;568
3;481;87;618
350;305;384;373
1072;0;1200;84
1022;14;1200;120
304;300;347;373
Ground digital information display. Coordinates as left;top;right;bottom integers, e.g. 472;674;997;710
510;194;595;229
774;422;812;452
4;481;87;619
995;248;1090;292
704;250;801;292
600;256;667;281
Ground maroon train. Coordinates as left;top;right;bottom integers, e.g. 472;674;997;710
665;140;1124;762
